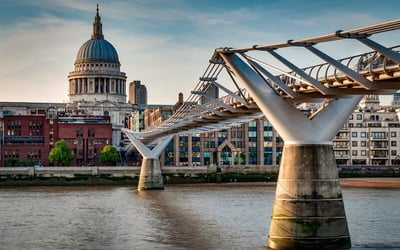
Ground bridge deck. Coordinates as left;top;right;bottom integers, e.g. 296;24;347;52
127;19;400;144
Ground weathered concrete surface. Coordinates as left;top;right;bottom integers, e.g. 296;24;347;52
138;158;164;190
268;144;351;250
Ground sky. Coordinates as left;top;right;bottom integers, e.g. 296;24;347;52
1;0;400;105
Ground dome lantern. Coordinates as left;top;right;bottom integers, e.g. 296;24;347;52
74;4;120;64
92;4;104;39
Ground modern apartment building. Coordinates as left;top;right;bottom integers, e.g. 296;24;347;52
333;96;400;166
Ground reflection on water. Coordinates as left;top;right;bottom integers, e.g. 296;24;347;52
0;185;399;250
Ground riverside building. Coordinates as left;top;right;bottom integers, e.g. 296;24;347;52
126;95;400;168
0;108;112;166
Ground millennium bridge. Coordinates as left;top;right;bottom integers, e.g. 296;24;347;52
122;19;400;249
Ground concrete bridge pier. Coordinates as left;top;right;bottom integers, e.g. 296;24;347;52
138;157;164;190
268;143;350;249
122;129;173;190
219;53;363;249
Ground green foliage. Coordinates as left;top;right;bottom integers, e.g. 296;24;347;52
48;140;73;166
99;145;120;166
5;158;37;167
5;157;19;167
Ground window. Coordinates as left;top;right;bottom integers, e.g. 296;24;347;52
248;121;257;127
391;131;397;137
76;128;84;137
360;132;367;138
391;141;397;147
371;132;386;139
361;150;366;156
88;128;95;137
352;150;357;156
356;114;362;120
391;150;397;156
352;132;357;137
361;141;367;147
352;141;357;147
248;131;257;137
334;141;349;148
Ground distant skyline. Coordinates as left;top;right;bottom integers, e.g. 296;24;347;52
1;0;399;105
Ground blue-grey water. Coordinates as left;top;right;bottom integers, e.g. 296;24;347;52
0;184;399;250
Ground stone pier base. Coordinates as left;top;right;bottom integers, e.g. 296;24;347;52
138;158;164;190
268;144;351;250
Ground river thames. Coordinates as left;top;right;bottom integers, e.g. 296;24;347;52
0;184;399;250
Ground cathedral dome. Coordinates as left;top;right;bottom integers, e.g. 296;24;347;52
76;38;119;64
74;5;119;64
68;5;127;105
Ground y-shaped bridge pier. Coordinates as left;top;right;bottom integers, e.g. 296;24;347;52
123;19;400;249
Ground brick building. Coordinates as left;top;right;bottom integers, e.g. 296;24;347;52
1;108;112;166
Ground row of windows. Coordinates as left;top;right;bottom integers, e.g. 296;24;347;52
335;150;399;157
76;128;96;137
7;120;22;127
202;136;278;147
28;121;43;128
350;150;398;156
3;150;41;160
7;129;43;136
334;141;397;147
203;129;275;139
76;63;117;69
7;129;21;136
350;131;397;138
65;138;110;146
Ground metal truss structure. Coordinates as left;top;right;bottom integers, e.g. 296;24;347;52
124;18;400;145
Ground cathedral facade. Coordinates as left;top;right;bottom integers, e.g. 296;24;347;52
66;5;134;146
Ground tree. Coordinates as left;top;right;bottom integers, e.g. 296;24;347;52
99;145;120;166
48;140;73;166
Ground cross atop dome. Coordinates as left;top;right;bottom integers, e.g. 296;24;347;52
92;4;104;39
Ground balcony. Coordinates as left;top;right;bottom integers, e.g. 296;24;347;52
371;151;389;159
334;154;350;159
370;143;388;150
370;136;387;141
333;136;349;141
371;155;389;159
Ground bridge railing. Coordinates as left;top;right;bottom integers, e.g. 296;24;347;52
277;45;400;89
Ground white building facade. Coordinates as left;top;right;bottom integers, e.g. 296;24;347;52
333;97;400;166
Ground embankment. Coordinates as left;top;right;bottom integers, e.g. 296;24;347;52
0;166;399;187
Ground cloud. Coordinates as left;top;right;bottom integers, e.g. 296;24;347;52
0;13;86;102
1;0;399;105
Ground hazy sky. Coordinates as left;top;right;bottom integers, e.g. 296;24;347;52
1;0;399;105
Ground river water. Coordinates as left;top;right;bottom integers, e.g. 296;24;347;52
0;184;399;250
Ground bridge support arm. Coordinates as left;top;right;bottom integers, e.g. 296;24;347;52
122;129;174;190
219;52;358;249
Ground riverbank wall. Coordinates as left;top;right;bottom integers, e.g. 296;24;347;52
0;165;399;186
